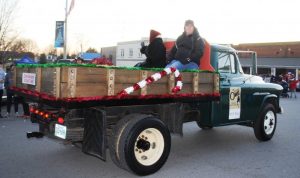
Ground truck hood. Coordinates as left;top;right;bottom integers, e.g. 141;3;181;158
243;74;283;91
243;74;265;84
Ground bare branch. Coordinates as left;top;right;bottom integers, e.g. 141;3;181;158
0;0;19;63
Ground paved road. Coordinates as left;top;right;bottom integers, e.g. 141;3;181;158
0;95;300;178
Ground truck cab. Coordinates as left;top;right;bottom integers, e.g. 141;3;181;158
205;44;283;130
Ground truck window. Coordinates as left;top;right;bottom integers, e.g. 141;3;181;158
218;52;236;73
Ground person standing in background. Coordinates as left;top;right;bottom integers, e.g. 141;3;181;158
74;57;84;64
0;62;6;118
4;65;30;118
289;78;299;98
5;65;18;117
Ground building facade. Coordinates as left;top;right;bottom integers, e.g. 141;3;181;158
233;42;300;80
116;38;174;67
116;40;145;66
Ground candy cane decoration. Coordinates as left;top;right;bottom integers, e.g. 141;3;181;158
118;67;183;96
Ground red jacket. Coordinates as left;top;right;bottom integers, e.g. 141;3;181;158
289;80;299;90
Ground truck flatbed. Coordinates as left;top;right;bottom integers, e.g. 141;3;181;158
12;64;220;108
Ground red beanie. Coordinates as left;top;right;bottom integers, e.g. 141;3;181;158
149;30;161;43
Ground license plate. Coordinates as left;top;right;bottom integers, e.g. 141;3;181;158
55;124;67;139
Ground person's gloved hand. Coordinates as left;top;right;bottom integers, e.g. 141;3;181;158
180;58;192;65
140;46;147;54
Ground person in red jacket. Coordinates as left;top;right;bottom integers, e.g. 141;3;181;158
289;78;299;98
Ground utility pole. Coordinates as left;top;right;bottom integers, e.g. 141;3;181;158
63;0;68;60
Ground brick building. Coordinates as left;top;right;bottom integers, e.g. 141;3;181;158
233;41;300;79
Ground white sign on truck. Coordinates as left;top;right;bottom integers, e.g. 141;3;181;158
22;73;36;85
229;87;241;120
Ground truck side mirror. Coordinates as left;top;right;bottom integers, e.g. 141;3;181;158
220;76;227;81
220;75;231;85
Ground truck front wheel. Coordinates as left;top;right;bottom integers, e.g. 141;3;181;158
254;104;277;141
109;114;171;176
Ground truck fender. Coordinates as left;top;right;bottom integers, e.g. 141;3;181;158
259;94;279;114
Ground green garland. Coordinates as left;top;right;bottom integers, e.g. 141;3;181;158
16;63;218;74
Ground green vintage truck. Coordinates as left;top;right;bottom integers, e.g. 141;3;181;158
13;44;283;176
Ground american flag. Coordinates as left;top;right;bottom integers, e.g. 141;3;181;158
68;0;75;16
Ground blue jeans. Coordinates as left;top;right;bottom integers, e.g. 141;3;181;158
166;60;198;70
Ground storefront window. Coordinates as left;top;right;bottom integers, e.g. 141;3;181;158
257;68;271;75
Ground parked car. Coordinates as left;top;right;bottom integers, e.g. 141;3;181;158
55;59;74;63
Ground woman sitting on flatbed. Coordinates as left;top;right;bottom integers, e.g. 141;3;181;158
135;30;167;68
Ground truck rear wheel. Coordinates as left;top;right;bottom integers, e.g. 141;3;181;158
109;114;171;176
254;104;277;141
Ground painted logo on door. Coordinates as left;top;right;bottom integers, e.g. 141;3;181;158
229;87;241;120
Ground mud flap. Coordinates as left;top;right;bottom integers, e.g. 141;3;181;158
158;103;184;135
82;108;107;161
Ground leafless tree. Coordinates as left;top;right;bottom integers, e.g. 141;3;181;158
0;0;19;63
11;38;39;53
44;44;57;56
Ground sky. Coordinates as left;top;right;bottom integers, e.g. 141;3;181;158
12;0;300;53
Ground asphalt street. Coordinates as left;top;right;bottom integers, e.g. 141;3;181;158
0;95;300;178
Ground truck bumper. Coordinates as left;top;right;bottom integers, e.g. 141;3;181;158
29;108;107;161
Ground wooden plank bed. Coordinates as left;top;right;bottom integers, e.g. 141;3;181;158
12;64;220;108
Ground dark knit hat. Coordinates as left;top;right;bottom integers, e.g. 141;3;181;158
149;30;161;43
184;20;194;27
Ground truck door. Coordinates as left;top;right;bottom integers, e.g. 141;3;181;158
213;51;243;125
